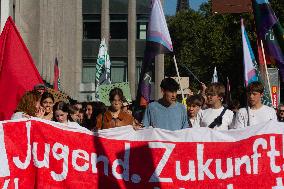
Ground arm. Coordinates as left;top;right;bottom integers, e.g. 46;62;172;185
142;106;151;127
271;108;277;121
181;105;190;129
233;110;246;129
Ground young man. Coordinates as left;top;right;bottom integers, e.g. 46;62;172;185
142;78;189;131
186;95;204;128
200;83;234;130
234;81;277;128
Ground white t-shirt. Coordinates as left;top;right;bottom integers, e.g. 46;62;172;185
189;109;203;128
200;107;234;130
233;105;277;129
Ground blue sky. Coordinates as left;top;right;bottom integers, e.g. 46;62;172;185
164;0;208;15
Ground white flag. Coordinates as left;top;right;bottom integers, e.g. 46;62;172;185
95;39;111;97
211;67;218;83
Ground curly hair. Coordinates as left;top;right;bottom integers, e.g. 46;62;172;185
16;91;41;116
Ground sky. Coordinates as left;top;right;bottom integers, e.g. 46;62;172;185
164;0;208;15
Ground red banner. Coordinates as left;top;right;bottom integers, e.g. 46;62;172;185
1;119;284;188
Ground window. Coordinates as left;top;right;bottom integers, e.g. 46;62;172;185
82;58;96;83
83;14;101;39
111;58;127;83
83;22;101;39
137;22;147;39
110;14;128;39
82;66;96;83
136;0;151;14
137;14;149;40
110;22;128;39
109;0;128;14
83;0;101;14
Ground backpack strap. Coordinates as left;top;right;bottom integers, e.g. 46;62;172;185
208;107;227;129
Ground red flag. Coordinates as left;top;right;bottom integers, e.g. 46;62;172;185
53;58;59;91
257;38;271;65
0;17;43;121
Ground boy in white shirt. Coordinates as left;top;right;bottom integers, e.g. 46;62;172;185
234;81;277;128
200;83;234;130
186;95;204;128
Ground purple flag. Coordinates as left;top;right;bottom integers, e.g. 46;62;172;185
137;0;173;106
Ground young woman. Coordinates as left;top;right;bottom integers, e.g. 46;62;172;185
186;95;204;128
53;101;82;128
96;88;134;130
40;92;55;121
68;105;80;123
11;91;44;119
53;101;70;124
82;102;96;130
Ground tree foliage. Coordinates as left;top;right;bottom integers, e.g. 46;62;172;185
165;0;284;102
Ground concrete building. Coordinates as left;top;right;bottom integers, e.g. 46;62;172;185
0;0;165;101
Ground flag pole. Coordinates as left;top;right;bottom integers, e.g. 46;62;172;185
180;64;202;84
173;55;185;100
260;39;273;104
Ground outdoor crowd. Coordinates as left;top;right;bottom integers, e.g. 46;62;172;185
10;77;284;131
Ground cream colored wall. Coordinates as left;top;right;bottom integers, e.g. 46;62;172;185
12;0;82;99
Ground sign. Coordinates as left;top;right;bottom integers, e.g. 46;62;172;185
212;0;252;14
268;68;280;108
1;118;284;188
97;82;132;106
272;86;278;108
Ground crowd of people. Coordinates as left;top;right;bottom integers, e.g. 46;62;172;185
10;78;284;132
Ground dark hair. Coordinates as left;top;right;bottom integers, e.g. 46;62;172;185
82;101;103;130
186;95;204;107
93;101;106;118
247;81;264;94
52;101;71;122
40;92;55;104
16;91;41;116
109;87;124;102
160;78;179;92
206;83;226;98
228;99;240;111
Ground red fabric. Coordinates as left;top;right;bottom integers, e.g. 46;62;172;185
1;119;284;188
257;38;271;65
53;58;59;91
0;17;43;121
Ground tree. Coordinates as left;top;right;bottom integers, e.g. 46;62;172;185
165;0;284;104
271;0;284;25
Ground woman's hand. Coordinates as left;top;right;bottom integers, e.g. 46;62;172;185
132;119;143;131
22;113;31;119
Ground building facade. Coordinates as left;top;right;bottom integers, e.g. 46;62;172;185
0;0;164;101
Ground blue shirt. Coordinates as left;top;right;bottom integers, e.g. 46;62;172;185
142;101;189;131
